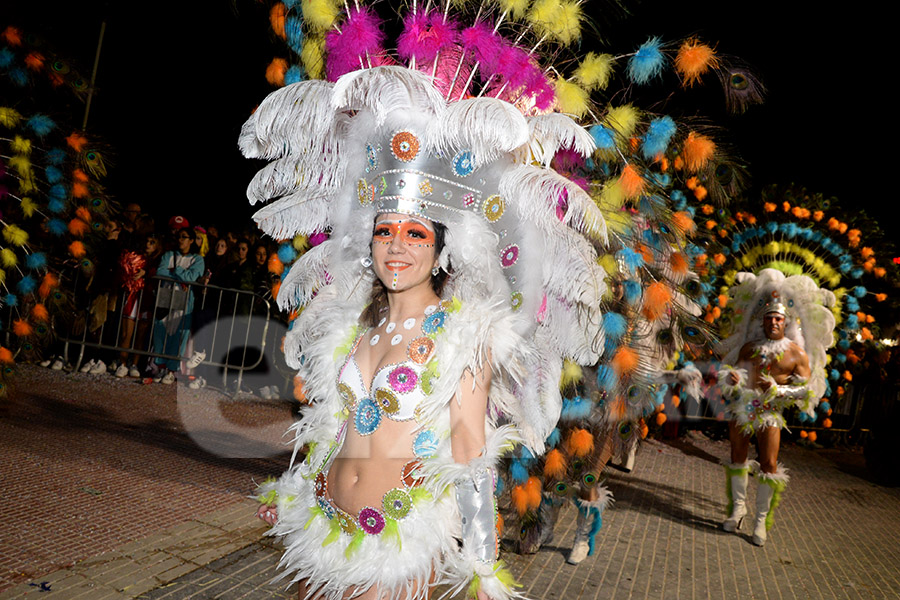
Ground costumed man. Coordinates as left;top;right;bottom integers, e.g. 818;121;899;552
717;268;835;546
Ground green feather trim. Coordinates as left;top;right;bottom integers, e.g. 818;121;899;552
494;561;521;589
383;517;401;551
304;505;325;530
467;574;481;598
409;487;433;505
344;529;366;558
723;463;750;515
421;358;440;395
333;324;360;362
322;520;341;547
761;477;788;531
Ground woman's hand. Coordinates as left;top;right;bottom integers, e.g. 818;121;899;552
257;503;278;526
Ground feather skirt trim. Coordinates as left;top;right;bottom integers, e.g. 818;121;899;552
264;468;456;600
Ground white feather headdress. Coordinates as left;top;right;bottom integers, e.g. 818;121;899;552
240;64;609;449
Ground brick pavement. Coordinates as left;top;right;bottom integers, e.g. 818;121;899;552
3;365;900;599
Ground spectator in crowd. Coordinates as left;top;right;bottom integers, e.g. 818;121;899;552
149;226;205;384
114;231;163;377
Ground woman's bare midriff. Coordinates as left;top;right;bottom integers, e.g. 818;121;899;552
327;416;420;515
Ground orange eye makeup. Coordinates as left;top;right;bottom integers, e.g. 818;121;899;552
372;219;436;247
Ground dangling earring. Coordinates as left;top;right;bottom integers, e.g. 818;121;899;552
431;266;440;276
361;255;373;268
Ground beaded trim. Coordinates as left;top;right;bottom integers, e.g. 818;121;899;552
312;458;428;537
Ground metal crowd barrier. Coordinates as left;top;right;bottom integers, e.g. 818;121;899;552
53;275;289;396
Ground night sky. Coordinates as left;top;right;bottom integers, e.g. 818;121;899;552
4;1;886;231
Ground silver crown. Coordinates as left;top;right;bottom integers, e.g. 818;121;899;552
763;300;787;316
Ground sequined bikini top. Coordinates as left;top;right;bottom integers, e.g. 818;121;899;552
337;321;439;436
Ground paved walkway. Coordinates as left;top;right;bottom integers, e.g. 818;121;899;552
2;364;900;599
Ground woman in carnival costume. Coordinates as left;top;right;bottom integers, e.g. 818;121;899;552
716;268;835;546
242;5;613;598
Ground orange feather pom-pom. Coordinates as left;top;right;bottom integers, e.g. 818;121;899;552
13;319;32;337
31;303;49;321
72;181;89;198
270;2;287;38
0;347;14;364
66;133;88;152
68;241;86;258
675;38;718;87
543;448;568;479
40;272;59;298
266;58;288;86
655;412;667;426
268;253;284;275
683;132;715;171
642;281;672;321
619;164;645;199
670;252;689;275
68;218;90;237
75;206;92;222
566;428;595;458
611;346;639;376
671;211;695;235
511;477;543;516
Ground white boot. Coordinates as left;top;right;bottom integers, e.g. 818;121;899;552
752;466;789;547
567;508;592;565
567;491;612;565
722;461;750;533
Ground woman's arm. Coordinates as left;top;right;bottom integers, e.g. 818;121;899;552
451;363;517;600
450;364;490;464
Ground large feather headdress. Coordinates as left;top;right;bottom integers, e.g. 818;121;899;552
718;268;836;398
238;6;616;449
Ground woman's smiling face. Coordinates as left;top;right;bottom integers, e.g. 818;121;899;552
371;213;438;293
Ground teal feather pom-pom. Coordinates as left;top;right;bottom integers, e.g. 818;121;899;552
596;364;618;391
603;312;628;342
616;247;645;273
546;427;561;448
589;124;616;150
642;116;676;159
26;252;47;270
26;114;57;137
285;64;306;85
3;294;17;307
509;460;529;484
623;279;642;305
627;37;666;85
561;396;593;421
277;243;299;264
16;275;37;295
48;219;67;236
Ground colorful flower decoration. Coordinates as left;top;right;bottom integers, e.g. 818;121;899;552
358;507;386;535
500;244;519;268
382;488;412;520
407;336;435;364
388;366;418;393
390;130;419;162
413;429;439;458
482;194;505;223
421;310;446;335
354;397;382;434
375;388;400;414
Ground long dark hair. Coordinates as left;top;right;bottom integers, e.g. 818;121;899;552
360;221;449;327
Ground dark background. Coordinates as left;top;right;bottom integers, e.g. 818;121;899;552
3;1;886;232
